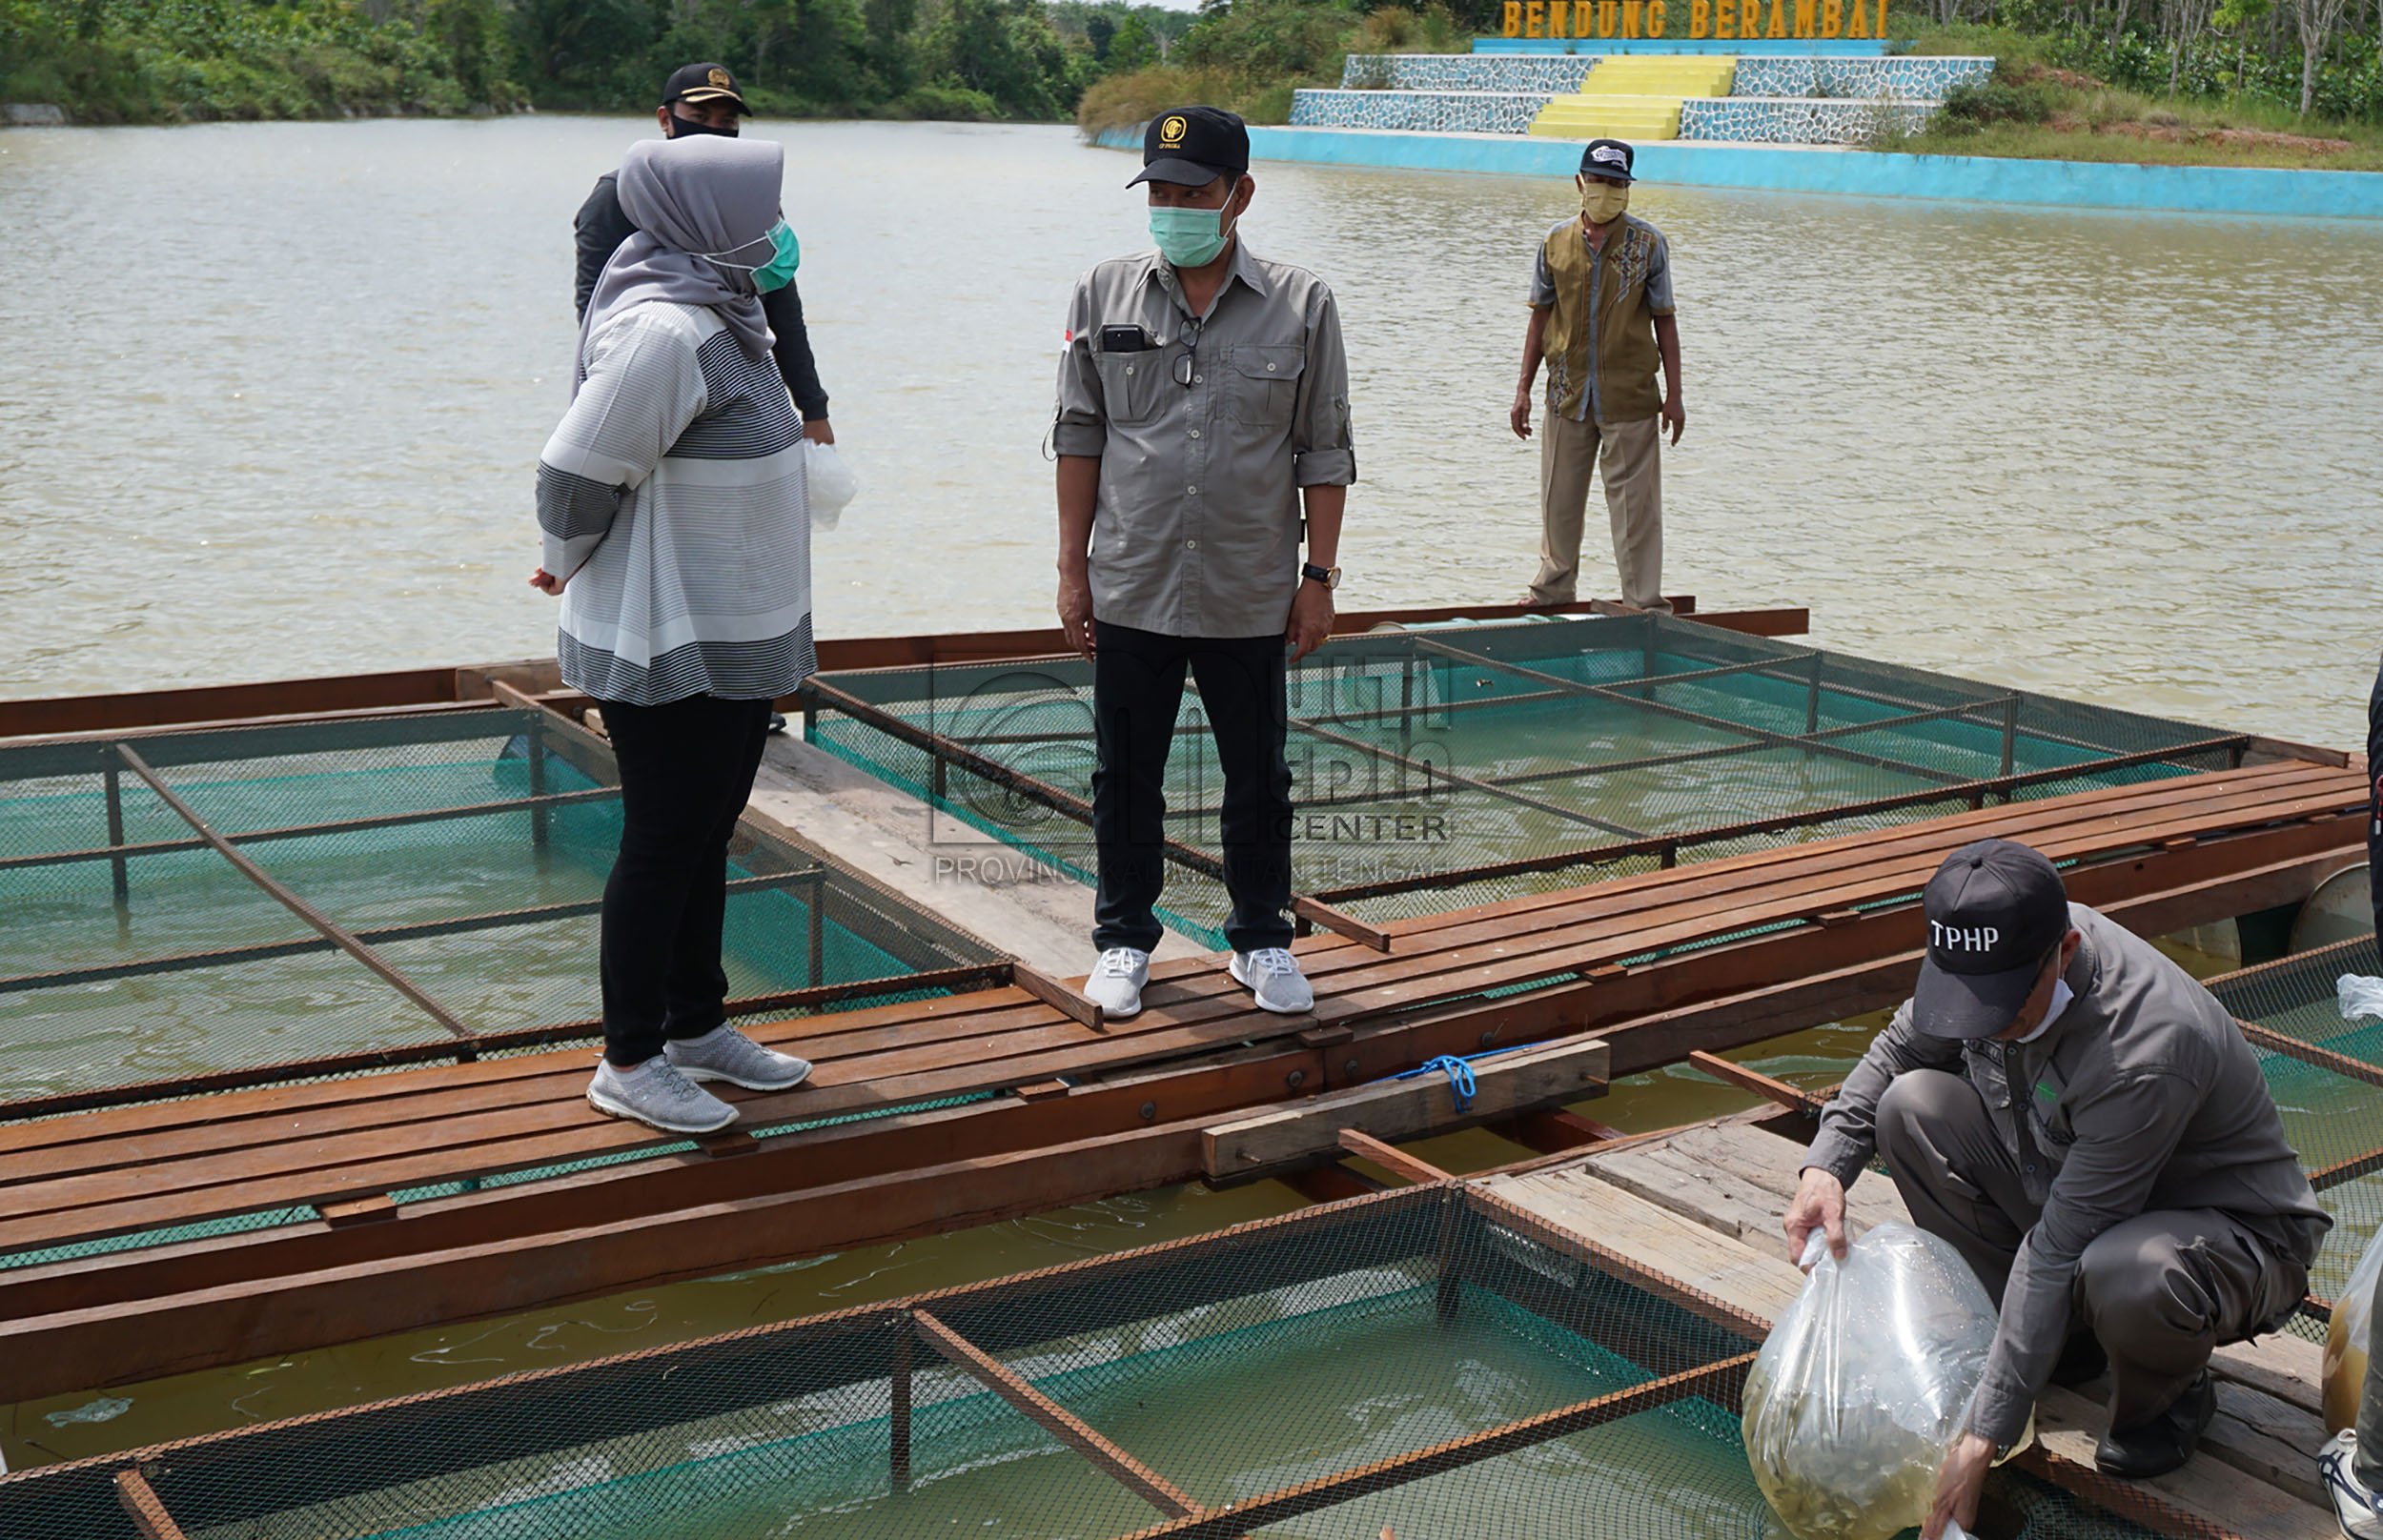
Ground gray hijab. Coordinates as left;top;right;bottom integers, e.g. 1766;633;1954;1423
576;135;783;393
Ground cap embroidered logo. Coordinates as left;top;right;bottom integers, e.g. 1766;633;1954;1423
1159;114;1188;148
1929;922;2002;953
708;67;732;88
1592;146;1626;167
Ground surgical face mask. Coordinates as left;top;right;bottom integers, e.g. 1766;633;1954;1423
666;111;739;139
703;219;801;293
1150;202;1232;268
1578;178;1630;226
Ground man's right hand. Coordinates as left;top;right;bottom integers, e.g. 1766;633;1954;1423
1057;569;1096;661
1509;386;1535;440
1782;1166;1849;1266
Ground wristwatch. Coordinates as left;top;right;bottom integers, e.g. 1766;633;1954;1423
1301;562;1340;590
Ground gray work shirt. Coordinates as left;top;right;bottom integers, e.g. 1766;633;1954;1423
1804;903;2330;1448
1052;243;1356;639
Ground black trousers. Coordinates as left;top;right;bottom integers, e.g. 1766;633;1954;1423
1090;622;1293;956
599;693;773;1066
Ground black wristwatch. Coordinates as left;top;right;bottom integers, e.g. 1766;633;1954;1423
1301;562;1340;590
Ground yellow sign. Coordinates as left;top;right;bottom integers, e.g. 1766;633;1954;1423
1159;114;1189;147
1499;0;1884;39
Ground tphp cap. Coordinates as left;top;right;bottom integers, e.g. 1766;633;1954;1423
1911;839;2072;1040
663;62;751;113
1130;106;1250;189
1579;138;1635;183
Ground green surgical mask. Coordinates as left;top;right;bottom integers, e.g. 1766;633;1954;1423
1150;204;1232;268
704;218;801;293
1579;180;1630;226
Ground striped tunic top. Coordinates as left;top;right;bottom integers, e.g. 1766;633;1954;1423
537;301;815;706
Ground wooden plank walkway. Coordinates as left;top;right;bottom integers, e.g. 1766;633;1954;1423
0;757;2361;1400
1481;1118;2336;1540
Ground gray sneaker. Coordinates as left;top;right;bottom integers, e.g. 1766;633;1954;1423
587;1056;738;1134
665;1024;814;1091
1231;947;1314;1014
1084;947;1150;1019
2321;1429;2383;1539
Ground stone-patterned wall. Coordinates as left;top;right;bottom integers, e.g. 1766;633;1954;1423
1680;94;1939;141
1337;53;1598;91
1292;88;1558;133
1729;54;1991;99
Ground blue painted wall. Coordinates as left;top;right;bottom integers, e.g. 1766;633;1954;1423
1472;36;1893;52
1202;126;2383;220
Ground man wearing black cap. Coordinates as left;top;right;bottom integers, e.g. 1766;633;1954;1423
1051;106;1355;1022
1510;137;1682;613
573;64;833;447
1783;838;2327;1521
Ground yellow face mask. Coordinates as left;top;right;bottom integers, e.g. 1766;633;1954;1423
1578;178;1631;226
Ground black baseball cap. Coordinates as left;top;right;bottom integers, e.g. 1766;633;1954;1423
662;62;751;114
1911;839;2073;1041
1579;138;1636;183
1130;106;1250;189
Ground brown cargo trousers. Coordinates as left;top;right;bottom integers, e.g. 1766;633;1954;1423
1529;411;1667;612
1874;1067;2307;1435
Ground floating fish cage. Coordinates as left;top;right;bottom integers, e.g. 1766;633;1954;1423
803;614;2246;948
0;707;1005;1122
0;1183;2211;1540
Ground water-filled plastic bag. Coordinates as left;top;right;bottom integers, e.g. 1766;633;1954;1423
2326;1222;2383;1433
805;440;859;529
1743;1224;2016;1540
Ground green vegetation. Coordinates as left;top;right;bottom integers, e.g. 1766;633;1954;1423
0;0;1195;124
1884;20;2383;168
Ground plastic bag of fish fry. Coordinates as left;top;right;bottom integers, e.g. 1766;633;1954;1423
2324;1224;2383;1433
1742;1224;2025;1540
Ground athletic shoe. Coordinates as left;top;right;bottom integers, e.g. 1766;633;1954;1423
1231;947;1314;1014
665;1024;814;1091
1084;947;1150;1019
2321;1429;2383;1538
586;1056;738;1134
2095;1370;2215;1480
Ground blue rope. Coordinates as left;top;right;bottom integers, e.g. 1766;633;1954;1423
1385;1043;1538;1115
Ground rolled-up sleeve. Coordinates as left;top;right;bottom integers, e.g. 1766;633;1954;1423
1291;284;1355;487
1052;276;1107;458
1645;231;1676;316
536;313;705;581
1967;1069;2200;1446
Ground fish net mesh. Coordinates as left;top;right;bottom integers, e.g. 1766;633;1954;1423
806;615;2235;950
0;1185;2197;1540
0;707;1000;1116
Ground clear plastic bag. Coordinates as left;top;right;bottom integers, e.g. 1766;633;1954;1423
804;440;859;530
2341;974;2383;1026
1742;1224;2015;1540
2325;1225;2383;1433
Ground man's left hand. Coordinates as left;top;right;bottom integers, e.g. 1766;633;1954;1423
1922;1431;1995;1540
1286;581;1334;662
1660;395;1686;447
803;418;836;446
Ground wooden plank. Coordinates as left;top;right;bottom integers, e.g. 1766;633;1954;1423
1484;1169;2332;1540
113;1469;190;1540
911;1308;1201;1519
1201;1037;1608;1179
1009;962;1105;1032
1686;1050;1819;1110
1337;1128;1456;1185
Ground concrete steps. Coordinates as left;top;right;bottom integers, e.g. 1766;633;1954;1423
1528;53;1737;140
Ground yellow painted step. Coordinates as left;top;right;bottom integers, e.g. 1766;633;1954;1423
1578;54;1738;96
1528;93;1685;139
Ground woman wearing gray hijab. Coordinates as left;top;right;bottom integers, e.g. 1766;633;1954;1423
532;133;816;1136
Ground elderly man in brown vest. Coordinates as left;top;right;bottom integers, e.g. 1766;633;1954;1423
1509;138;1685;612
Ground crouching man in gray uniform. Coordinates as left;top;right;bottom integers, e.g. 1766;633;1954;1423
1783;839;2328;1531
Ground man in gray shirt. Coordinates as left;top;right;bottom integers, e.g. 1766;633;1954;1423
1783;839;2326;1528
1051;106;1355;1021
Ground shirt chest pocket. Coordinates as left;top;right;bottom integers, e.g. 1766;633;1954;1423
1097;348;1167;427
1229;345;1303;427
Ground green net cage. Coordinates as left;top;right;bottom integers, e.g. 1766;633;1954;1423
0;1183;2213;1540
0;707;1004;1122
804;615;2242;951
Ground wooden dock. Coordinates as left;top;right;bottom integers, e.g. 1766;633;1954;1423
0;749;2362;1403
1483;1115;2337;1540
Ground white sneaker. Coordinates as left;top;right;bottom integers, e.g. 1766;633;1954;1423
586;1056;738;1134
665;1023;813;1091
1084;947;1150;1019
1231;947;1314;1014
2321;1429;2383;1539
